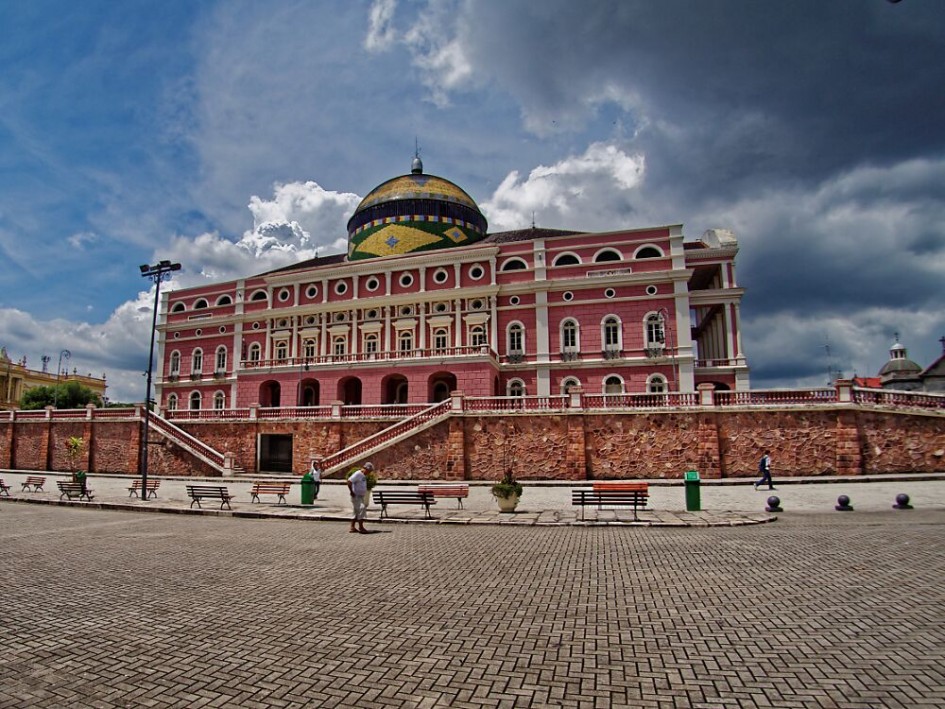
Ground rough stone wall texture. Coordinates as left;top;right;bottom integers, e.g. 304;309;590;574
858;411;945;473
364;422;452;481
463;416;572;481
585;413;704;479
717;410;838;476
9;422;48;471
90;422;139;474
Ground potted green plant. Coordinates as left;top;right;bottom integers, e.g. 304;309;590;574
491;469;523;512
66;436;85;487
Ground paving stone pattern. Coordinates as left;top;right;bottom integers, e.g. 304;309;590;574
0;505;943;708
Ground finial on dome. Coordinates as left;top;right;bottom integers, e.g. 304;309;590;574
411;138;423;174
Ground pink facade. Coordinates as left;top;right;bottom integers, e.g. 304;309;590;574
156;224;749;413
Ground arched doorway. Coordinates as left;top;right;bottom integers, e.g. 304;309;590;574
299;378;320;406
339;377;362;406
382;374;409;404
429;372;457;403
260;381;281;407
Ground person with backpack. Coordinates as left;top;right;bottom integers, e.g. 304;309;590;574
754;451;774;490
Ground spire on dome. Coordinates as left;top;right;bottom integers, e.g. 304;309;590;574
411;139;423;174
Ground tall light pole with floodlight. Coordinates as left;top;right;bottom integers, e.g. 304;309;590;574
53;349;71;408
139;260;181;496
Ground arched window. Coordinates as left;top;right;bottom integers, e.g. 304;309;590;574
248;343;262;363
469;325;487;347
215;346;227;373
167;394;178;411
635;245;663;259
398;330;413;353
274;341;288;362
189;391;202;410
602;317;622;354
193;298;209;309
553;253;581;266
169;351;181;375
333;336;347;357
363;333;379;355
303;338;317;359
507;323;524;354
508;379;526;397
647;374;667;394
433;328;449;351
191;348;203;375
250;290;268;302
171;302;186;313
561;319;579;352
561;377;581;395
215;294;233;306
645;313;665;347
603;375;624;394
213;391;225;410
594;249;622;263
500;258;528;271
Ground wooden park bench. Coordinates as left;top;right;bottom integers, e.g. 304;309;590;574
128;479;161;499
417;483;470;509
57;480;94;502
0;478;9;496
249;481;291;505
372;490;436;520
186;484;233;510
572;484;649;521
21;476;46;492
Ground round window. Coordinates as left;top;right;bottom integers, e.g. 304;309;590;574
365;277;380;292
367;309;378;319
563;292;574;302
173;332;180;339
400;305;413;317
604;288;616;299
510;296;520;305
194;329;202;336
646;285;658;296
335;281;348;295
399;273;414;288
434;302;447;313
219;326;226;334
305;316;316;326
335;313;346;322
469;265;484;280
471;299;483;310
252;322;260;330
279;288;290;302
433;269;448;284
306;285;318;298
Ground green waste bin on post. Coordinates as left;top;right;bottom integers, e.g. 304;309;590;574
300;472;315;505
684;470;701;511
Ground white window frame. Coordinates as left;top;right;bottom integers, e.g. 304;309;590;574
215;346;227;373
507;322;525;355
602;316;622;351
507;379;526;397
191;348;203;375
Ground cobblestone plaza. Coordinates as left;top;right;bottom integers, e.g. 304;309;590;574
1;502;943;708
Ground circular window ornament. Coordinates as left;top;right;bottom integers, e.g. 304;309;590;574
279;288;290;302
335;281;348;295
334;312;346;322
367;309;378;319
434;302;448;313
305;316;316;326
563;291;574;302
433;268;448;284
399;273;414;288
252;322;260;330
470;299;484;310
604;288;616;299
365;277;380;292
278;319;288;328
305;285;318;299
219;326;227;334
400;305;413;317
195;329;203;336
510;296;521;305
173;332;181;339
646;285;658;296
469;265;485;281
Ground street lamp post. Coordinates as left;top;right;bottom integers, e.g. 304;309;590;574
53;349;71;408
139;260;181;497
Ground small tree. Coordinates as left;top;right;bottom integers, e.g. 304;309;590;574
66;436;84;481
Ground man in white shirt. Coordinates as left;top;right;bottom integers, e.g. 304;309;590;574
347;462;372;533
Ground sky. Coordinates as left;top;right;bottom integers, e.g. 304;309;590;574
1;0;943;403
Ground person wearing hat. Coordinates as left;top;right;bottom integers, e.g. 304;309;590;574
347;462;373;533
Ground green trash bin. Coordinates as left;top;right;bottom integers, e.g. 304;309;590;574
300;472;315;505
684;470;701;512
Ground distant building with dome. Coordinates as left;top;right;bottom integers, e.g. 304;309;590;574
156;158;750;414
877;337;945;392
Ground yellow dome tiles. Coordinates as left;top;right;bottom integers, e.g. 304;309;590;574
356;175;479;213
354;224;446;258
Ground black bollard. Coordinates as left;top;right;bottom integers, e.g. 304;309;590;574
765;495;782;513
835;494;854;512
892;493;913;510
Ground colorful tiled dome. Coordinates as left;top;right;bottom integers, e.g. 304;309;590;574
346;157;488;260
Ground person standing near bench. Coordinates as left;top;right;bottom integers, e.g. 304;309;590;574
309;458;322;500
754;451;774;491
347;462;372;534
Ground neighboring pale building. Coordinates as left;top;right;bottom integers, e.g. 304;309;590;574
157;159;750;412
878;337;945;393
0;348;107;410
